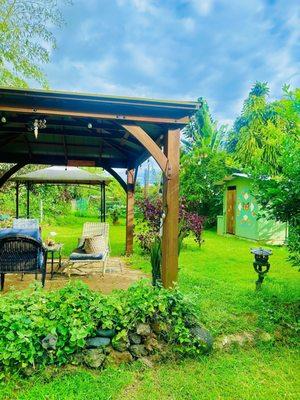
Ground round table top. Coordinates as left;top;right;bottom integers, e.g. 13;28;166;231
44;243;63;251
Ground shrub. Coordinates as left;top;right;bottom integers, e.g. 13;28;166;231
136;197;205;253
108;204;125;225
0;281;207;376
287;223;300;268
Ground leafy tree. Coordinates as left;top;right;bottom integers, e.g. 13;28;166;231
181;99;229;225
229;83;299;174
227;82;292;174
252;87;300;267
0;0;70;88
180;149;227;226
183;98;226;152
230;83;299;266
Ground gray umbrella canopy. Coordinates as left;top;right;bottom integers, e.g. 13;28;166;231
11;166;112;185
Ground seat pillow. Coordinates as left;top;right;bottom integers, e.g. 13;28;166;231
84;235;105;254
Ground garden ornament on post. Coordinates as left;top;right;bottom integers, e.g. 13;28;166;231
251;247;272;290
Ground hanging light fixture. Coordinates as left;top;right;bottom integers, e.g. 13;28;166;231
29;119;47;139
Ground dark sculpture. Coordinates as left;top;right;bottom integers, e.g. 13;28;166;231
251;247;272;290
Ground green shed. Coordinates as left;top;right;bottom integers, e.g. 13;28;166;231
217;173;287;244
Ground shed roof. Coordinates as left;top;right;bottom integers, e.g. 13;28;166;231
215;173;249;185
11;166;112;185
0;87;199;170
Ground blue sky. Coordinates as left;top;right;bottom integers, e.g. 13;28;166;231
45;0;300;126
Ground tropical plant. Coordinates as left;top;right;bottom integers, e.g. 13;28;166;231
181;99;229;225
0;0;71;87
227;82;295;175
150;237;162;286
183;98;227;152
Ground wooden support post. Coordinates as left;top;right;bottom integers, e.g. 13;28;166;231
26;182;30;218
100;183;103;222
161;129;180;288
125;169;135;255
103;183;106;222
16;182;19;218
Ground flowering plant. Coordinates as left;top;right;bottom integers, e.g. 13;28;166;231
136;197;205;253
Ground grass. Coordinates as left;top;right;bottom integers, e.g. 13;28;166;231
1;214;299;399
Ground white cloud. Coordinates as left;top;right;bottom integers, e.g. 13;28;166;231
47;56;161;99
189;0;214;16
78;19;102;43
124;43;159;77
181;17;196;33
44;0;300;128
116;0;157;14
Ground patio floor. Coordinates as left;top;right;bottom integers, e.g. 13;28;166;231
0;257;148;295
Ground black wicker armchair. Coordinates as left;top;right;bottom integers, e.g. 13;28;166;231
0;235;47;290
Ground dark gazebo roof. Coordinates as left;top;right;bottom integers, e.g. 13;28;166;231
11;166;112;185
0;87;199;169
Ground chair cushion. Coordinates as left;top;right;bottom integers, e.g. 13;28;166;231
70;249;104;261
13;219;39;230
83;235;104;254
0;228;41;242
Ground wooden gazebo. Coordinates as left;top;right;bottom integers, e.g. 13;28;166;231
0;87;199;287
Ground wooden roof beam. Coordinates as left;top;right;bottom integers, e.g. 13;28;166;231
104;167;127;193
0;106;190;125
120;123;171;178
0;163;26;188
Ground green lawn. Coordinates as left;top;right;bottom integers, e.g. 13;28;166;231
1;215;299;400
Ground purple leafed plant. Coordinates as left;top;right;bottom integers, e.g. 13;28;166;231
136;197;205;253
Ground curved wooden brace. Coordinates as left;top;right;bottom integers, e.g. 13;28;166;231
103;167;127;193
120;123;171;178
0;163;26;188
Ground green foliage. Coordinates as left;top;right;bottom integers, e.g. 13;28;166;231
0;280;205;375
0;0;71;88
228;82;298;175
254;136;300;266
108;204;125;225
180;149;228;226
184;98;226;152
181;99;229;226
254;137;300;223
0;282;101;373
150;237;162;286
228;83;300;266
288;225;300;268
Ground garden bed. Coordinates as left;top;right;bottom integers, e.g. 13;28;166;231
0;281;212;377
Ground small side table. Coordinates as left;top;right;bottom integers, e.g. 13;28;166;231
44;243;63;279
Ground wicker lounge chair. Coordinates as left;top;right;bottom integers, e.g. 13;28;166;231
0;235;47;290
68;222;110;276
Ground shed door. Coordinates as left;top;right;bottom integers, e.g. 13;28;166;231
226;186;236;234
